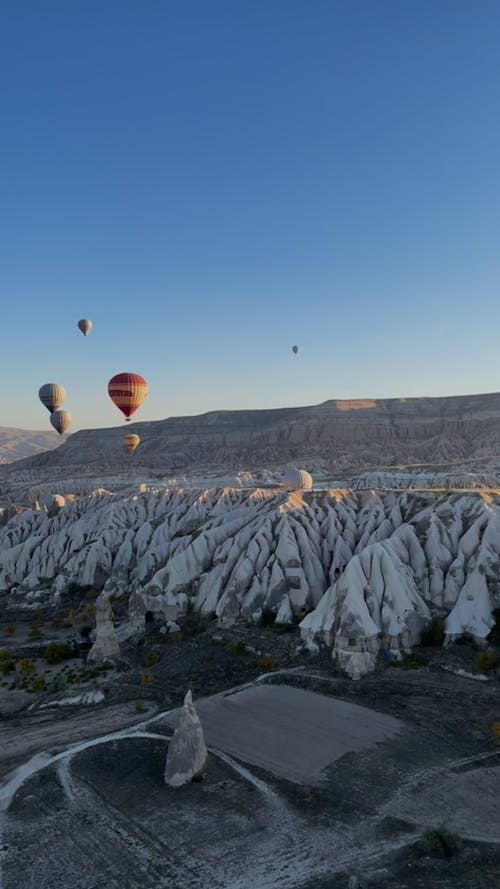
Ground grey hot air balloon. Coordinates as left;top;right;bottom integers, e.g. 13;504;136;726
78;319;93;336
38;383;66;413
292;345;299;355
50;410;72;435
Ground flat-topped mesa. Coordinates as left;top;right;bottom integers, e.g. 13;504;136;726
164;691;207;787
4;390;500;479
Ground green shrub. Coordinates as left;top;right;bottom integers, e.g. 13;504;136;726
3;625;16;636
414;828;462;859
30;676;46;693
421;617;445;646
0;650;15;675
19;658;36;676
143;651;160;667
134;700;146;713
29;627;43;641
257;656;274;671
474;651;498;672
228;642;246;656
43;642;73;664
169;631;182;643
140;672;153;685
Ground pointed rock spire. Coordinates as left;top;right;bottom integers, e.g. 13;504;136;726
164;690;207;787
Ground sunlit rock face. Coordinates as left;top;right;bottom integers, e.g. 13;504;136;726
164;690;207;787
0;487;498;676
4;391;500;485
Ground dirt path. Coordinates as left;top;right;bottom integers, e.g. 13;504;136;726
0;701;158;779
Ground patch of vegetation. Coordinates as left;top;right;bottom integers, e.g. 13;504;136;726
420;616;445;646
43;642;74;664
29;627;43;641
0;650;15;675
257;655;274;671
3;625;16;636
134;700;146;713
474;650;498;672
143;651;160;667
413;827;462;859
140;672;154;685
77;604;96;626
30;676;46;693
228;642;246;656
390;653;426;670
19;658;36;676
169;631;182;643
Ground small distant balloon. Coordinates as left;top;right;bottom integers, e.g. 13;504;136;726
292;345;299;355
50;410;72;435
38;383;66;413
124;433;140;453
78;319;93;336
108;373;148;421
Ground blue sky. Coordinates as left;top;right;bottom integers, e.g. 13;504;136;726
2;0;500;430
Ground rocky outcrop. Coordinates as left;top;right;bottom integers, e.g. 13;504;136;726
87;595;120;664
164;691;207;787
1;487;499;677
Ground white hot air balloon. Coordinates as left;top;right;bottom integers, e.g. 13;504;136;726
78;319;93;336
279;469;313;491
50;410;72;435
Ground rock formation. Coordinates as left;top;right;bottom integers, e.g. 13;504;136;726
164;691;207;787
87;595;120;664
1;487;499;677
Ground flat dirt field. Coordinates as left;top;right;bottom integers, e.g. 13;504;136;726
163;683;403;782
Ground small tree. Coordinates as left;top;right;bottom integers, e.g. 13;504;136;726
19;658;36;676
43;642;73;664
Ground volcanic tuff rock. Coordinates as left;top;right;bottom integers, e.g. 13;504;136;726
0;487;498;676
4;392;500;479
164;690;208;787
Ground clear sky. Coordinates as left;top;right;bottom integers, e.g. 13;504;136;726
2;0;500;431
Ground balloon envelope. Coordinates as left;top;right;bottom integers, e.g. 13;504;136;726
108;373;148;420
50;410;72;435
292;345;299;354
38;383;66;413
78;319;92;336
124;433;140;453
279;469;313;490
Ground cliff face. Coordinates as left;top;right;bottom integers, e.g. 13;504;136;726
3;392;500;478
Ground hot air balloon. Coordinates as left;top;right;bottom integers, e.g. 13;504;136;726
50;410;72;435
292;345;299;355
38;383;66;413
124;433;140;453
278;469;313;490
78;319;93;336
108;373;148;421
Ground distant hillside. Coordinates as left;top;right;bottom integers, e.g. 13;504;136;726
3;392;500;480
0;427;61;464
